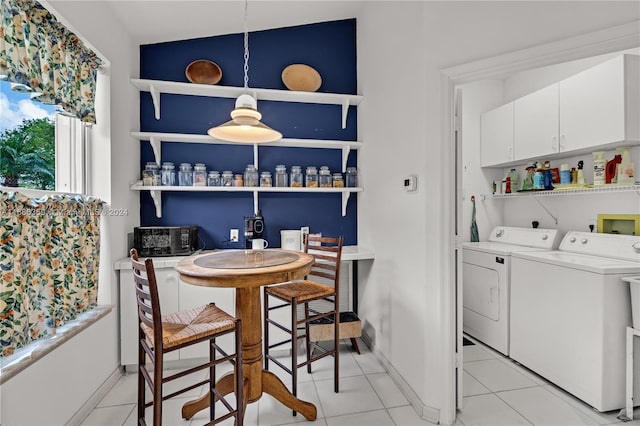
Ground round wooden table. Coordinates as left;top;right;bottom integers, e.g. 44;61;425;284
176;249;316;421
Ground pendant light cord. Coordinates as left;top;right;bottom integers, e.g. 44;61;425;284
243;0;249;92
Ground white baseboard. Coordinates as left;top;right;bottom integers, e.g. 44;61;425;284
361;331;440;424
67;367;124;426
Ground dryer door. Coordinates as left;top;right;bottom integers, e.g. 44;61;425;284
463;262;500;321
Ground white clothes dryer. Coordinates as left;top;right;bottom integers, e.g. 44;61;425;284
462;226;561;355
511;231;640;412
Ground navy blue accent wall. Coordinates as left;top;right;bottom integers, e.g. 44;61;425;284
139;19;358;249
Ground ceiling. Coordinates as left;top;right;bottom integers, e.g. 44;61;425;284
102;1;365;45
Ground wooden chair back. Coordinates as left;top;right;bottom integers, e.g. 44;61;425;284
130;248;163;352
304;235;343;289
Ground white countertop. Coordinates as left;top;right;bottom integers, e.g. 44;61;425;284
114;245;374;270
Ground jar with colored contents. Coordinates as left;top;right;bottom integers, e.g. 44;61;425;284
305;166;318;187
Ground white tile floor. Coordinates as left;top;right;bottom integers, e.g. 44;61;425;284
80;337;640;426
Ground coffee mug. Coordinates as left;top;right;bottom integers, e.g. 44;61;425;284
252;238;268;250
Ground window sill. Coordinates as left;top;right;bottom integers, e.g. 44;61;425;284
0;304;115;384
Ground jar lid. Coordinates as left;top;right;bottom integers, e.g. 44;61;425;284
320;169;330;175
275;164;286;170
246;164;256;169
194;164;207;170
208;171;220;176
291;165;301;171
306;166;317;171
346;167;357;172
261;171;272;176
333;173;343;177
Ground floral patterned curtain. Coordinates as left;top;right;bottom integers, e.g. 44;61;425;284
0;0;103;123
0;191;103;357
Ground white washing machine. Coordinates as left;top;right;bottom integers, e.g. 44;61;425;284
511;231;640;412
462;226;561;355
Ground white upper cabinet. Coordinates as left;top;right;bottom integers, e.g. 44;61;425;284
559;54;639;152
481;102;514;167
483;54;639;168
514;84;559;161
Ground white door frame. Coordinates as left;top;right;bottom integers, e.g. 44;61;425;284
438;20;640;426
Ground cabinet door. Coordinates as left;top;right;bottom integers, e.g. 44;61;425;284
480;102;514;167
178;276;235;360
559;56;626;152
119;269;179;366
514;84;559;161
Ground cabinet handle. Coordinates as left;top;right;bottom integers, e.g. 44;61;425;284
508;146;513;160
559;134;566;150
552;136;558;151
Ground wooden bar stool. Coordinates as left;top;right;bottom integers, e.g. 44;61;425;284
263;235;343;415
130;249;243;426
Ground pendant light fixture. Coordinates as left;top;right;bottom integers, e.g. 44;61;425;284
208;0;282;143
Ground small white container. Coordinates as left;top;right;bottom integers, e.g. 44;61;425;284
623;276;640;330
281;230;302;251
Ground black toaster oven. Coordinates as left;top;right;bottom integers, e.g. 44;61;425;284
133;225;199;257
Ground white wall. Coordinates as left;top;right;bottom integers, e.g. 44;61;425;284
358;1;639;422
1;2;141;424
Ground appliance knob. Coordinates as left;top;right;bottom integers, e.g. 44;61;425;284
496;229;504;238
569;237;576;243
542;235;548;240
581;238;588;244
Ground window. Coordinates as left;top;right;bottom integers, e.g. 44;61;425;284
0;80;88;194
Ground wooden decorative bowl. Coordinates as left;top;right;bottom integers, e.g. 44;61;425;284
281;64;322;92
185;59;222;85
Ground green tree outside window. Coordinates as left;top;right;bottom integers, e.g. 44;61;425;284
0;118;55;189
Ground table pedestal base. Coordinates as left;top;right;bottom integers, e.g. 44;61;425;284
182;371;317;421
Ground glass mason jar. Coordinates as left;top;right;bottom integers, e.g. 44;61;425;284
319;166;332;187
274;164;288;187
178;163;193;186
305;166;318;187
161;162;176;186
332;172;344;187
207;171;221;187
244;164;259;187
193;163;207;186
346;167;359;188
221;170;234;187
260;171;272;187
142;162;160;186
290;166;303;187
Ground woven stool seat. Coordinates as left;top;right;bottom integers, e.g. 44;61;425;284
141;304;237;350
266;280;335;303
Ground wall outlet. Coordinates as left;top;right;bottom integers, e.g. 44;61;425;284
230;229;239;242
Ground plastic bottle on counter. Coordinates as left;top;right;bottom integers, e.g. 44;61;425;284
592;151;606;186
560;164;571;185
543;161;554;190
571;167;577;184
508;168;521;192
533;163;545;190
577;161;585;185
616;146;635;185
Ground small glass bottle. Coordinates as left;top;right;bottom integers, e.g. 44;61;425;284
305;166;318;187
319;166;332;187
221;170;234;187
290;166;303;187
346;167;358;187
178;163;193;186
275;164;288;187
260;171;272;187
161;162;176;186
234;174;244;187
332;173;344;187
193;163;207;186
244;164;259;187
207;171;221;186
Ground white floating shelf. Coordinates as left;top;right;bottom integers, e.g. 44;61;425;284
130;181;362;218
131;131;362;172
131;78;363;128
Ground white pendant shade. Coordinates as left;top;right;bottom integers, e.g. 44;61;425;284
208;94;282;143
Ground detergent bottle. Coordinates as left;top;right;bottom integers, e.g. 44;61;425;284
616;146;635;185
